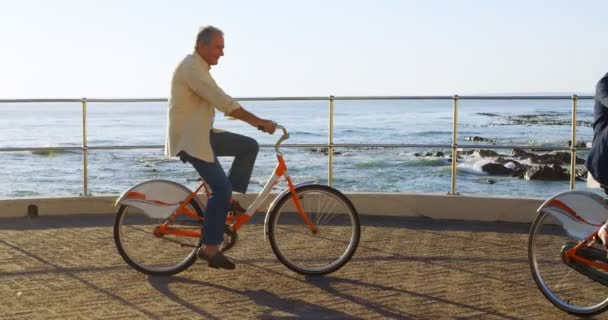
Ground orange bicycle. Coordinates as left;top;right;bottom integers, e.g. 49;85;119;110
113;125;360;276
528;190;608;316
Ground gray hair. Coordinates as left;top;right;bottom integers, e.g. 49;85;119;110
195;26;223;47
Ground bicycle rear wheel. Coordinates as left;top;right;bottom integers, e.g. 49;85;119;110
529;210;608;316
267;184;360;276
114;201;203;276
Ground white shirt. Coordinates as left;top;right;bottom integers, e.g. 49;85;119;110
165;52;242;162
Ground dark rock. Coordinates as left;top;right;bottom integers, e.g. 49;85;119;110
495;157;507;164
465;136;495;143
511;167;527;178
479;178;497;184
414;151;445;157
500;160;528;178
473;149;499;158
535;152;585;165
511;149;584;165
308;147;341;155
481;163;513;176
524;164;569;181
567;140;588;148
476;112;500;117
512;148;534;159
495;158;523;167
505;114;593;127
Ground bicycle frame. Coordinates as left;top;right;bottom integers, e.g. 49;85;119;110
563;230;608;272
154;125;318;239
537;192;608;272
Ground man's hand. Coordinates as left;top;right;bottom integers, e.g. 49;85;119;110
258;120;277;134
228;107;276;134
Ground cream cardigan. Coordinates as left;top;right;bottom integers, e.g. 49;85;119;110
165;52;241;162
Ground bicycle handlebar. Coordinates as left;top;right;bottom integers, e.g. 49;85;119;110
255;122;288;153
274;124;289;153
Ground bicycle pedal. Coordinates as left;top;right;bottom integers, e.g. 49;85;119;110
220;225;238;252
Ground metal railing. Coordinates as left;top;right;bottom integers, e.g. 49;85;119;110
0;95;594;196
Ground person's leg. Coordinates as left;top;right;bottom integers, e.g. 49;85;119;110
599;224;608;245
210;131;259;194
178;152;231;252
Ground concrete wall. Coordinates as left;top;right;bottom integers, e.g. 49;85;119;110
0;193;544;223
348;193;543;222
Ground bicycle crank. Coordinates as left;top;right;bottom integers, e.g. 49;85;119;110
220;225;238;252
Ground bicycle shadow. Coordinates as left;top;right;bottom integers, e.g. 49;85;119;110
238;259;533;320
147;275;358;320
359;215;533;234
305;275;521;320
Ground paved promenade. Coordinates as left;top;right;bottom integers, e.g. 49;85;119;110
1;214;605;319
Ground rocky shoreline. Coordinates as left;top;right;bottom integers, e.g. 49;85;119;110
419;136;589;182
308;136;590;183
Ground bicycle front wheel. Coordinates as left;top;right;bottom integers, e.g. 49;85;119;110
529;210;608;316
267;184;360;276
114;201;203;276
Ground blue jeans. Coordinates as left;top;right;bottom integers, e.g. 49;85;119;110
178;130;259;245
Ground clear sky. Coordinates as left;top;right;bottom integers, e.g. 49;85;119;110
1;0;606;98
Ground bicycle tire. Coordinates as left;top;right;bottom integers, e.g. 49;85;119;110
114;199;203;276
528;210;608;316
267;184;360;276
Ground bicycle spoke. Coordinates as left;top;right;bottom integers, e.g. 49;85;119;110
313;197;338;226
123;224;153;235
555;269;575;290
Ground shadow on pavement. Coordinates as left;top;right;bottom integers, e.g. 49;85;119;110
148;276;357;320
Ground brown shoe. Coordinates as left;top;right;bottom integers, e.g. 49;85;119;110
197;249;236;270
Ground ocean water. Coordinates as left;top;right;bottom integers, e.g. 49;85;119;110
0;98;600;200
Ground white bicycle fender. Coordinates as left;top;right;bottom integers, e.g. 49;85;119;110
537;190;608;241
115;179;205;219
119;199;181;219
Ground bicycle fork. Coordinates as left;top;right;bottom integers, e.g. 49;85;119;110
275;154;318;235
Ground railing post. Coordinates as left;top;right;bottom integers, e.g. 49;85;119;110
81;97;89;196
570;94;578;190
450;95;460;195
328;95;335;186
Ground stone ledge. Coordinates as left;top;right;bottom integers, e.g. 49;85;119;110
0;193;544;223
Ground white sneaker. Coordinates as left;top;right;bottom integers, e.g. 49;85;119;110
598;224;608;245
